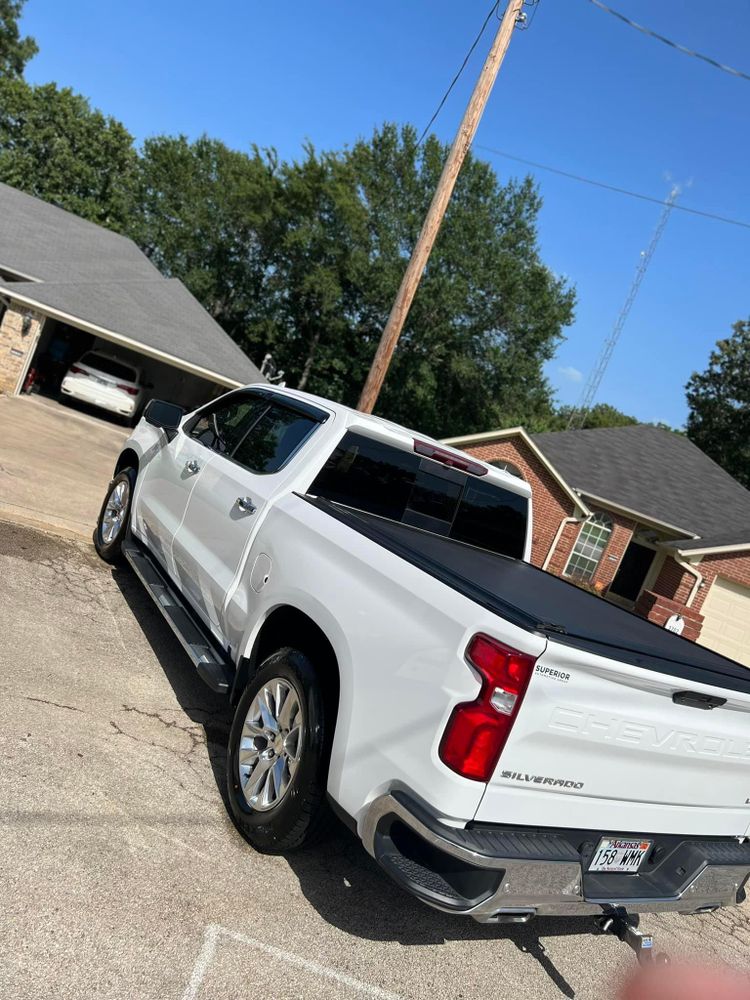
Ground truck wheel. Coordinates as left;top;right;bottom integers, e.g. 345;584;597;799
93;468;135;564
227;648;333;853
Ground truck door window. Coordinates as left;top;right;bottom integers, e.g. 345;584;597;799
231;404;318;475
188;396;267;455
311;431;528;558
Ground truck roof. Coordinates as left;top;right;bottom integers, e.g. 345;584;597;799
254;383;532;500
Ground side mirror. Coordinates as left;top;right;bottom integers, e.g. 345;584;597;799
143;399;185;439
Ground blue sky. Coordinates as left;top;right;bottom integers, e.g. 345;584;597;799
20;1;750;428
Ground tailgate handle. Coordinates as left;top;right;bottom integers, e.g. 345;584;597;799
673;690;726;711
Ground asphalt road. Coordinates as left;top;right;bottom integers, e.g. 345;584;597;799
2;521;750;1000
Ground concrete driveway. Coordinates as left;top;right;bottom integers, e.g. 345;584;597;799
2;521;750;1000
0;394;127;537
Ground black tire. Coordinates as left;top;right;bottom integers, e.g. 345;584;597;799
227;648;333;853
93;467;135;564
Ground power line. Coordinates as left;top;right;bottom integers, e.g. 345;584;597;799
417;1;502;147
586;0;750;83
476;144;750;231
417;2;544;147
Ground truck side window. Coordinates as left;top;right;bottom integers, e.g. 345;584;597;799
188;396;267;455
311;431;529;559
451;479;527;560
311;434;417;521
231;404;318;475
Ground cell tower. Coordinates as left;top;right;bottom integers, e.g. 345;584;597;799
566;185;680;430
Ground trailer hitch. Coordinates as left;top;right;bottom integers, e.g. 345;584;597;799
596;911;670;967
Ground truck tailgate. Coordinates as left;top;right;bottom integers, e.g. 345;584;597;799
477;639;750;836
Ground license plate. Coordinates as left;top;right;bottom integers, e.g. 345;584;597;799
588;837;651;873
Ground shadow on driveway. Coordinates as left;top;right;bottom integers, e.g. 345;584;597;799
111;561;596;997
110;563;233;806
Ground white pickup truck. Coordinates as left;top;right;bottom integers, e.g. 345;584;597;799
94;384;750;926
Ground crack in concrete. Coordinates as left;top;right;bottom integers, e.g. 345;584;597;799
106;719;219;807
122;703;228;727
106;703;232;811
107;718;181;757
651;903;750;964
110;705;228;773
21;695;86;714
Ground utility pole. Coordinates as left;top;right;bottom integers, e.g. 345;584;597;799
357;0;526;413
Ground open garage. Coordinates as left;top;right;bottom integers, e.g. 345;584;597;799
0;182;263;421
25;318;219;416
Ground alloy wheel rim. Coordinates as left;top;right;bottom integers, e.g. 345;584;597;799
101;480;129;544
238;678;304;812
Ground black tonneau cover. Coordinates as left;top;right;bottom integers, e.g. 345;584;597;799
304;496;750;697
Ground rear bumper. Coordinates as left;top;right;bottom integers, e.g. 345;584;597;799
361;791;750;923
61;378;137;415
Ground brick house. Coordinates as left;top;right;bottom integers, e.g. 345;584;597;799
443;424;750;667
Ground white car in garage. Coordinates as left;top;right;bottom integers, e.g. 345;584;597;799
60;351;144;424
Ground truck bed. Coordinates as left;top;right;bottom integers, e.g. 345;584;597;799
304;495;750;696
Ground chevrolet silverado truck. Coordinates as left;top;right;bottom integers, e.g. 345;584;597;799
94;384;750;925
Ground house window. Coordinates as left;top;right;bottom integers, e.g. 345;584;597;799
564;512;612;581
490;460;524;479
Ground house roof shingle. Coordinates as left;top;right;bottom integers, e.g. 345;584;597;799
0;182;262;386
0;182;160;284
530;424;750;548
3;278;262;385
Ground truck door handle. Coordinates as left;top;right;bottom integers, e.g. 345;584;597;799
672;691;726;711
185;459;200;474
236;496;257;514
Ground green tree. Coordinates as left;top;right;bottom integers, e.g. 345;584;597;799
259;145;371;401
129;124;575;435
0;0;37;79
686;319;750;487
0;78;138;230
550;402;639;431
351;126;575;436
264;125;575;437
130;135;282;342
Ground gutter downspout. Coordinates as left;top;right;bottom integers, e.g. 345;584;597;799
673;553;704;608
543;516;582;571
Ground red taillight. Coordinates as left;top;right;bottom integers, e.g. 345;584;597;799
439;634;537;781
117;384;139;395
70;365;88;376
413;439;488;476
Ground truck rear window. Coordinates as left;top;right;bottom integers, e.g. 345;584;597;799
310;432;528;559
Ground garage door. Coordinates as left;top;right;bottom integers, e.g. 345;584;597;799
699;576;750;667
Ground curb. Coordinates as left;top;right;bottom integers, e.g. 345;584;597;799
0;503;91;542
